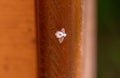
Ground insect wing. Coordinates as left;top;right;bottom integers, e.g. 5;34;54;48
61;28;65;33
58;37;64;43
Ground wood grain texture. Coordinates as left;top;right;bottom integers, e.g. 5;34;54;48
0;0;37;78
36;0;81;78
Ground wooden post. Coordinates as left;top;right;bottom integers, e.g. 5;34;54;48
35;0;81;78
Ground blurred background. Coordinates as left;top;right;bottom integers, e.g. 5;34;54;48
97;0;120;78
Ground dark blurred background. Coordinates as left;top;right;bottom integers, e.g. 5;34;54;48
98;0;120;78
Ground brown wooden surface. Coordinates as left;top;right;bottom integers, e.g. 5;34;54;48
0;0;37;78
36;0;81;78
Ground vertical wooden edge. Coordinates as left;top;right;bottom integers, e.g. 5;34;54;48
81;0;97;78
74;0;82;78
34;0;40;77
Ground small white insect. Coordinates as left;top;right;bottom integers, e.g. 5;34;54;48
55;28;67;43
